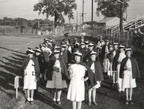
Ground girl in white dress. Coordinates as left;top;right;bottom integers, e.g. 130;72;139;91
67;51;89;109
22;48;40;105
120;48;140;105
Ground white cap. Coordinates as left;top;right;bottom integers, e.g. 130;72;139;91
125;47;132;52
90;51;97;55
73;51;82;56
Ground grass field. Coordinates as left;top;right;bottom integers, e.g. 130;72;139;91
0;34;144;109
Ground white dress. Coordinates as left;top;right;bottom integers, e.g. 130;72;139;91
67;64;87;102
103;58;110;73
117;52;126;91
23;60;37;90
122;59;136;91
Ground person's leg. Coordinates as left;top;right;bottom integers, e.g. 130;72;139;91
112;71;116;86
88;89;92;106
27;89;30;101
30;90;34;104
125;88;129;105
72;101;76;109
92;89;97;105
77;101;82;109
30;90;34;101
129;88;133;104
57;89;62;105
53;89;57;104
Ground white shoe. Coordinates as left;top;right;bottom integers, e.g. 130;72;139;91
30;98;33;101
27;98;31;101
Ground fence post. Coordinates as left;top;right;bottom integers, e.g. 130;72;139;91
14;76;19;99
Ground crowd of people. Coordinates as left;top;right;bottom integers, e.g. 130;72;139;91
21;33;140;109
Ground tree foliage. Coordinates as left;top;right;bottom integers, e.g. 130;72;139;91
33;0;77;27
96;0;130;19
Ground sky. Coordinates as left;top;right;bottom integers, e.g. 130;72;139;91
0;0;144;24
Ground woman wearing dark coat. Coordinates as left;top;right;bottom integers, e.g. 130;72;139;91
112;43;119;86
21;49;40;104
46;49;68;105
86;51;104;106
119;48;140;105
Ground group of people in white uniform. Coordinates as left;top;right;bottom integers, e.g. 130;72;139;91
21;33;140;109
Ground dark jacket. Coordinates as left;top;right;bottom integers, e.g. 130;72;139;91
112;50;119;71
83;49;92;63
86;60;104;82
60;50;68;64
21;57;40;79
120;57;140;79
46;58;68;80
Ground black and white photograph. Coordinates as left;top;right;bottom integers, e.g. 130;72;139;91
0;0;144;109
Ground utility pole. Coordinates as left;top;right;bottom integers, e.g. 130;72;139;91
119;0;124;42
91;0;94;29
82;0;84;24
76;11;78;24
79;14;81;24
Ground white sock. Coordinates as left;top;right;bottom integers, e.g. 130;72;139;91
30;98;33;101
53;98;56;101
57;98;60;101
27;97;30;101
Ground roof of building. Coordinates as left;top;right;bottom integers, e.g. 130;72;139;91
100;17;119;23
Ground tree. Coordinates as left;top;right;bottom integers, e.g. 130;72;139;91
33;0;77;28
96;0;130;20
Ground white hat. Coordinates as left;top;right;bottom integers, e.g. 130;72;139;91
44;37;49;41
96;45;102;49
81;42;85;45
85;40;89;44
73;51;82;56
113;42;119;45
27;47;35;54
61;44;67;48
88;42;94;47
119;44;125;48
35;47;41;53
125;47;132;52
54;45;60;49
90;51;97;55
53;49;60;54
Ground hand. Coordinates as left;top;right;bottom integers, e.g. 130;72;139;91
53;67;60;72
69;68;73;74
81;77;88;81
40;73;42;78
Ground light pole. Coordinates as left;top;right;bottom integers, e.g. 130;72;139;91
117;0;125;42
82;0;84;24
119;0;124;42
91;0;94;29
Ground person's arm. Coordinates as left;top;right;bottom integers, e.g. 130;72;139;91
68;66;73;79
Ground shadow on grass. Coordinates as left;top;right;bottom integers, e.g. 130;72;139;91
0;50;26;91
35;92;63;109
0;46;25;55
